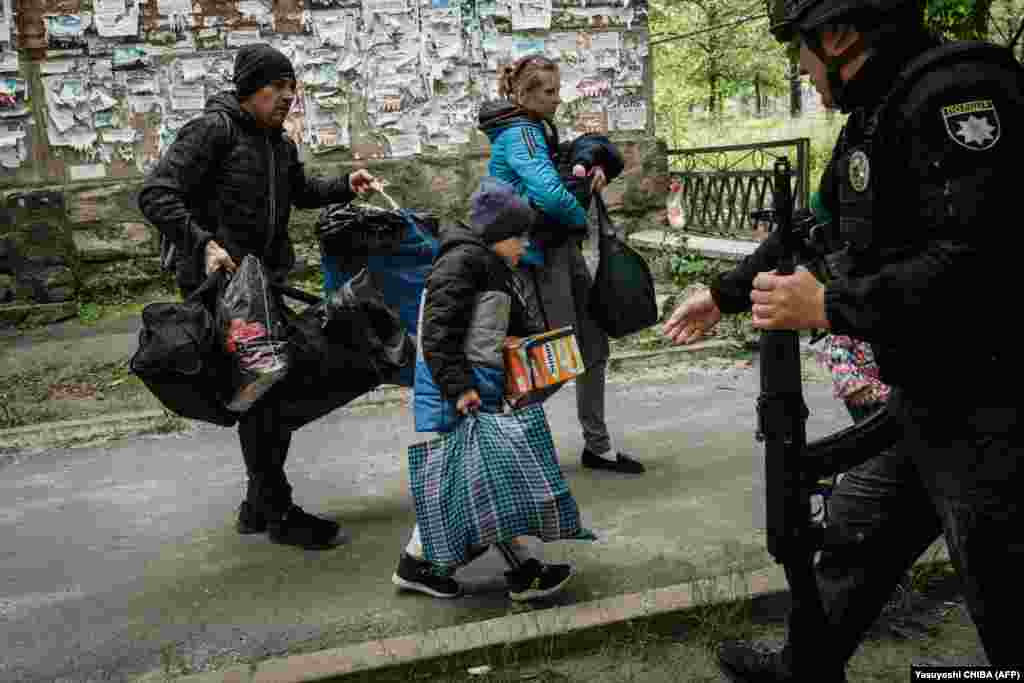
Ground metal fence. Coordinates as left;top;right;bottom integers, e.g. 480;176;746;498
666;138;810;237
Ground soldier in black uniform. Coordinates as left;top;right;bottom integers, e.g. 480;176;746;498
663;0;1024;679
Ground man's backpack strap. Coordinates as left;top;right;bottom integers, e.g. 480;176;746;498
158;111;238;272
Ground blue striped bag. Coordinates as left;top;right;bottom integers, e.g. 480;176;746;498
408;404;594;567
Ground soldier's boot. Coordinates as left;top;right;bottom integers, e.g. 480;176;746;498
717;640;848;683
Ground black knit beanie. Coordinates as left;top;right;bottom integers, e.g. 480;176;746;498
233;44;296;99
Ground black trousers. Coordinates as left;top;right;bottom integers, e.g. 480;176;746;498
234;359;381;519
794;392;1023;668
237;390;294;518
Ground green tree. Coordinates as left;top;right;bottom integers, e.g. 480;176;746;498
987;0;1024;59
651;0;786;143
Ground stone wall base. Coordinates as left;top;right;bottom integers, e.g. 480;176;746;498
1;136;669;329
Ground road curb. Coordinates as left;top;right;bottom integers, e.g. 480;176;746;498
607;339;743;373
0;340;744;453
164;565;788;683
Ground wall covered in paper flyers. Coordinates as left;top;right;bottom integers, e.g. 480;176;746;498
0;0;651;184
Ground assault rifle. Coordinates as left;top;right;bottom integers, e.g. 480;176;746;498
755;159;902;638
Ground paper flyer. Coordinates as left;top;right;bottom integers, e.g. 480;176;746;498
101;128;138;144
609;97;645;130
478;0;512;18
0;52;17;73
365;0;409;13
313;12;350;47
4;0;651;178
511;36;546;60
158;0;193;15
94;0;141;38
112;45;149;70
0;0;13;45
386;132;421;157
226;28;263;47
511;0;552;30
95;109;117;127
170;85;205;110
46;15;92;51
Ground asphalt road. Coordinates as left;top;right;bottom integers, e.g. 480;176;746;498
0;361;849;682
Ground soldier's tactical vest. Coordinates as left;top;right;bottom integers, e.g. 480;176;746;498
835;41;1023;260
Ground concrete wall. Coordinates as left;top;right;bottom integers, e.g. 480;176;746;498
0;0;668;327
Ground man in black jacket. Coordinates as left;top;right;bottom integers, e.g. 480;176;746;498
664;0;1024;678
139;44;378;549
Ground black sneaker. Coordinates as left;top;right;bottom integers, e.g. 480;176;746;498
581;450;646;474
236;501;267;535
266;504;345;550
506;558;574;601
391;553;462;598
718;640;847;683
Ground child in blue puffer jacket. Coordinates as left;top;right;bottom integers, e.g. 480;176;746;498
392;178;576;602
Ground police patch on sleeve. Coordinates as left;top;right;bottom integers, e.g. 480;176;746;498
941;100;1000;151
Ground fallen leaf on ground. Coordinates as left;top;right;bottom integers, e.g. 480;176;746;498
47;383;99;400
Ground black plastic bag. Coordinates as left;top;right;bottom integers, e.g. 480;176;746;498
588;195;658;338
218;255;290;413
316;202;410;257
325;269;415;384
130;272;237;427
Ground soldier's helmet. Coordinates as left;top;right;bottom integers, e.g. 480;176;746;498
768;0;924;43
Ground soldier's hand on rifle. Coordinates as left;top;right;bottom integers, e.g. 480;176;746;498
663;289;722;345
751;267;830;331
205;240;237;276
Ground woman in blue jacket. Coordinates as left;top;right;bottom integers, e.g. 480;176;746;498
477;54;644;474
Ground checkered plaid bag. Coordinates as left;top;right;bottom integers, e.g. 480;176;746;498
408;404;592;567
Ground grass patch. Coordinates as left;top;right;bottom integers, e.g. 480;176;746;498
0;358;154;429
355;560;974;683
74;283;178;327
136;413;190;436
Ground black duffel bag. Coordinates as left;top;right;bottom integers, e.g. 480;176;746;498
588;194;658;339
130;272;238;427
267;272;413;431
283;269;413;382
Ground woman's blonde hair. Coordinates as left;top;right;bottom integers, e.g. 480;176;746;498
498;54;558;105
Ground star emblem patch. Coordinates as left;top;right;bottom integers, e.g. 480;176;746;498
942;100;1001;151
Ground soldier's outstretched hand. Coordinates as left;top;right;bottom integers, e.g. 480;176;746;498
663;288;722;345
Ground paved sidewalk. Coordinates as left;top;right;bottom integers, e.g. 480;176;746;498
0;299;859;683
0;358;855;683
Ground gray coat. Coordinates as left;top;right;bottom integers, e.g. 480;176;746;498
519;239;609;370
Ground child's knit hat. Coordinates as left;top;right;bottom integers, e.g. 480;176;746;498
469;177;536;244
